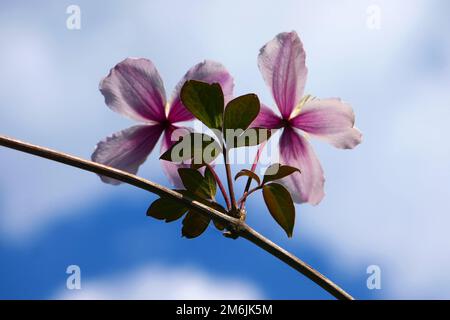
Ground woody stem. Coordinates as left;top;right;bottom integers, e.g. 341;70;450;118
0;134;354;300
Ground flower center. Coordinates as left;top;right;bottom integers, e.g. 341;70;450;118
281;118;291;128
161;118;171;129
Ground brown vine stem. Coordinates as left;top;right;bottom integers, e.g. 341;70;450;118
0;134;354;300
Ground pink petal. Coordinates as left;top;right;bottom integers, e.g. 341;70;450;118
258;31;308;119
99;58;167;123
92;124;164;185
160;125;192;187
251;104;283;129
279;127;324;205
167;60;234;123
290;98;362;149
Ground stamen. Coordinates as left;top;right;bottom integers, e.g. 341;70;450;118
290;94;315;118
164;102;171;117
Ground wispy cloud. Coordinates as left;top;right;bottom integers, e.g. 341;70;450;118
56;264;263;300
1;0;450;300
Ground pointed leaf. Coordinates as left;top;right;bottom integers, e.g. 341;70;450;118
181;210;211;238
178;168;213;199
223;94;260;133
180;80;224;130
181;190;227;231
204;166;217;199
147;197;188;222
160;132;221;165
190;163;206;170
178;189;228;232
262;183;295;237
263;164;301;185
209;202;228;231
234;169;261;186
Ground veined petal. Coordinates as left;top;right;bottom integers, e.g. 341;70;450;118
251;104;283;129
160;125;192;187
99;58;167;123
168;60;234;123
279;127;324;205
92;124;164;185
290;98;362;149
258;31;308;119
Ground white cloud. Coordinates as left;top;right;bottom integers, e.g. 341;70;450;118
296;77;450;299
2;0;450;300
56;264;263;300
0;0;425;240
252;0;450;299
0;6;154;241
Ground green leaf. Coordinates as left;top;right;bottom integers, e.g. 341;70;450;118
234;169;261;186
181;210;211;238
178;168;204;194
179;188;227;232
262;183;295;237
223;94;260;133
147;197;188;222
209;202;228;231
190;163;206;170
204;166;217;199
160;133;221;165
178;168;216;199
227;127;272;148
180;80;224;130
262;164;301;185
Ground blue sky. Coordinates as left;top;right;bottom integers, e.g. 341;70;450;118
1;0;450;299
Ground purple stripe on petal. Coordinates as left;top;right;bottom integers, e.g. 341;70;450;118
168;60;234;123
279;127;325;205
160;125;192;187
290;98;362;149
258;31;308;119
92;124;164;185
251;104;283;129
100;58;167;123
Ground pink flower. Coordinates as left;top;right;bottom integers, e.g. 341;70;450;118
252;32;362;205
92;58;233;186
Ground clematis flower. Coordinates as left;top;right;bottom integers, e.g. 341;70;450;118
252;31;362;205
92;58;233;186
